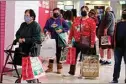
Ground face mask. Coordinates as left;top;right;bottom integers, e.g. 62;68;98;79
122;14;126;19
53;13;59;18
81;11;87;17
24;16;31;23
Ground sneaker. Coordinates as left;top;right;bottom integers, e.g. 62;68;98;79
100;60;106;64
101;61;111;65
62;73;74;77
110;80;118;83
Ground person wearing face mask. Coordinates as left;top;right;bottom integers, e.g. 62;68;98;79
44;8;69;74
64;6;96;76
111;9;126;83
15;9;41;83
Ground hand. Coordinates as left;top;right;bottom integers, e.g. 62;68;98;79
90;45;94;48
104;28;108;36
56;29;63;33
68;40;72;44
22;38;25;42
19;38;23;43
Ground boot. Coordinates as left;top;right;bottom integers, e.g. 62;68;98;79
45;60;54;73
57;63;63;74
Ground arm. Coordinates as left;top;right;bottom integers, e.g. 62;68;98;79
90;20;96;46
62;20;69;32
105;12;113;29
24;24;42;44
68;25;74;41
44;19;50;34
15;23;24;41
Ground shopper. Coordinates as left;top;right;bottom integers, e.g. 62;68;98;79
16;9;41;83
64;10;73;30
44;8;69;74
66;6;96;76
98;7;115;65
111;9;126;83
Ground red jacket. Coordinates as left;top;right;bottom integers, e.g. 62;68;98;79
69;17;96;46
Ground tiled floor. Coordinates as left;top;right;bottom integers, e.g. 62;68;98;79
2;59;125;83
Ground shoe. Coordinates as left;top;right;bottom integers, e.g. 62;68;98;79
125;79;126;83
101;61;111;65
57;64;63;74
45;63;53;73
110;80;118;83
62;72;74;77
99;60;105;64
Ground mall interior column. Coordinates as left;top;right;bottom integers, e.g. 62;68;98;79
110;0;122;21
79;0;84;14
0;1;6;73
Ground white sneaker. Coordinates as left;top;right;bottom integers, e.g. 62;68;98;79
62;73;74;77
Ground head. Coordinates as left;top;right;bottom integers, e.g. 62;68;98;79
64;10;73;21
88;9;97;18
24;9;36;24
71;9;77;18
53;8;60;18
122;9;126;20
106;6;112;12
60;9;65;18
81;6;89;17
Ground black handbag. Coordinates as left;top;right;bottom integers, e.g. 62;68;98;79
30;42;41;57
79;18;90;49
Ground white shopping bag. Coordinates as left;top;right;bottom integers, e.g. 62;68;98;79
40;38;56;59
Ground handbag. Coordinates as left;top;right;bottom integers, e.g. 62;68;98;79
79;18;90;49
30;42;41;57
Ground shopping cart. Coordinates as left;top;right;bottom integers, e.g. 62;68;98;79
0;40;24;83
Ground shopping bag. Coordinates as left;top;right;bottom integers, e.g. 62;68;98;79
60;47;68;63
66;47;76;65
40;38;56;59
80;55;99;78
101;36;111;46
22;56;45;80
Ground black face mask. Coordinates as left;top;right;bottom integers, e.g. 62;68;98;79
122;14;126;19
81;11;87;17
53;13;59;18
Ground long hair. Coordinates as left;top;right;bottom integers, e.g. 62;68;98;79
64;10;73;21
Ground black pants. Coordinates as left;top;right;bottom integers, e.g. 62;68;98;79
69;42;89;75
113;48;126;80
49;39;62;64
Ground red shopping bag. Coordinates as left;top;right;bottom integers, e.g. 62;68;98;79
66;47;76;65
22;57;34;80
22;56;45;81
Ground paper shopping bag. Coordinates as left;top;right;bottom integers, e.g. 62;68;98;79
22;56;45;80
80;55;99;78
66;47;76;65
101;36;111;46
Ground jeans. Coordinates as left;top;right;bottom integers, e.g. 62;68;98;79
113;48;126;80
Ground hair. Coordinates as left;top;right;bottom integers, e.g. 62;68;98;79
81;6;89;11
53;8;60;12
71;9;77;18
89;9;97;15
25;9;36;20
64;10;73;21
